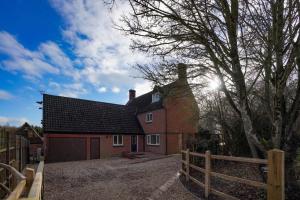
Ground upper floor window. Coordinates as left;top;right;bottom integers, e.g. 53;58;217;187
146;113;153;123
113;135;123;146
152;92;160;103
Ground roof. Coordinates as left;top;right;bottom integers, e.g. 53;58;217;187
16;122;43;144
43;94;143;134
126;81;178;113
126;91;163;113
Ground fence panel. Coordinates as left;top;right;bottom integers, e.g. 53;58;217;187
181;149;284;200
0;128;29;199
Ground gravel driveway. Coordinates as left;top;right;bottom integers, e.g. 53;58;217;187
44;154;198;200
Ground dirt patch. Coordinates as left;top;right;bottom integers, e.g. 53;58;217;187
180;160;266;200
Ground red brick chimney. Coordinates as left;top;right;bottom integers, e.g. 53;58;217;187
129;89;136;101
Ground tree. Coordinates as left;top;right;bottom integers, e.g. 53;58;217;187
115;0;300;193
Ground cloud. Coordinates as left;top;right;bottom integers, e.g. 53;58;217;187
50;0;149;88
0;90;13;100
134;81;153;97
0;31;60;78
0;1;153;100
112;86;120;93
97;87;107;93
48;81;88;98
0;116;28;126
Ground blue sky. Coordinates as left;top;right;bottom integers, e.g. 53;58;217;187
0;0;152;126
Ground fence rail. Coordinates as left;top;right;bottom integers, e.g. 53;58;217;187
0;128;29;199
181;149;284;200
6;161;44;200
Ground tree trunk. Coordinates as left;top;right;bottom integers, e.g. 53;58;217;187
240;102;259;158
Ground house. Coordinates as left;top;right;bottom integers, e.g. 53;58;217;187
43;64;199;162
16;122;43;163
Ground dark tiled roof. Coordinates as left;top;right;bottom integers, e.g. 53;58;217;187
43;94;142;134
126;91;163;113
126;81;178;113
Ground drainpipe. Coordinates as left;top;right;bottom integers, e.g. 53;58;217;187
165;107;168;155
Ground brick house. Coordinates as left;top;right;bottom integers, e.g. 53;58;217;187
43;64;199;162
16;122;43;162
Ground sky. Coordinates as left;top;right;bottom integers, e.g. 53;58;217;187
0;0;152;126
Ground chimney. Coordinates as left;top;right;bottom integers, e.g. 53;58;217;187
129;89;136;101
177;63;187;80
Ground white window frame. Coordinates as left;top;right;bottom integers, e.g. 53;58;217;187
113;135;123;146
145;113;153;123
152;92;160;103
146;134;160;145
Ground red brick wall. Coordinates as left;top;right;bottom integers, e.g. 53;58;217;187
137;109;166;133
44;133;144;161
137;109;167;154
163;84;199;154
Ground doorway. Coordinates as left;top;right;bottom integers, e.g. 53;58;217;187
131;135;137;152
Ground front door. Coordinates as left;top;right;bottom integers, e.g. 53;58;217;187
131;135;137;152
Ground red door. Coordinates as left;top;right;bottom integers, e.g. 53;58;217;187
90;138;100;159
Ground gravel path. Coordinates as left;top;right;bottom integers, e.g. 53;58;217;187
44;154;199;200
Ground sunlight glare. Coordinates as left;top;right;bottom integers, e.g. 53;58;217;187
208;77;220;90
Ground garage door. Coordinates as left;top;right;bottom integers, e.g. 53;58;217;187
47;137;86;163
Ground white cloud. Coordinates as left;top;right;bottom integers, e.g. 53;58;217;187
0;90;13;100
112;86;120;93
0;116;28;126
0;31;60;78
134;81;153;97
97;87;107;93
48;81;87;98
0;1;154;101
50;0;150;88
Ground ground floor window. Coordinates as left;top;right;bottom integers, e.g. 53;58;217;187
146;134;160;145
113;135;123;146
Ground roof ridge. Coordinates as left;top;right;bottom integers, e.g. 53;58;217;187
43;93;126;107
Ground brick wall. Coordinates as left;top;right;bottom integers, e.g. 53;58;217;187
163;81;199;154
44;133;144;162
137;109;167;154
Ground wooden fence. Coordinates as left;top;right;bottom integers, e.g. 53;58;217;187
181;149;284;200
4;161;44;200
0;128;29;198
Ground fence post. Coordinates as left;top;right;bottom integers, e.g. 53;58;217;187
205;150;211;198
25;168;35;194
267;149;284;200
6;131;10;188
186;148;190;181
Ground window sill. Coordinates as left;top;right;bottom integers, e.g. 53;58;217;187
113;144;124;147
147;144;160;146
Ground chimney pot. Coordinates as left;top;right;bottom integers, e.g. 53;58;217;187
129;89;136;101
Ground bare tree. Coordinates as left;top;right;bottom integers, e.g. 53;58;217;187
114;0;300;193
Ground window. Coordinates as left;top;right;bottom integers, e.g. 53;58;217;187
113;135;123;146
146;134;160;145
146;113;153;123
152;92;160;103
